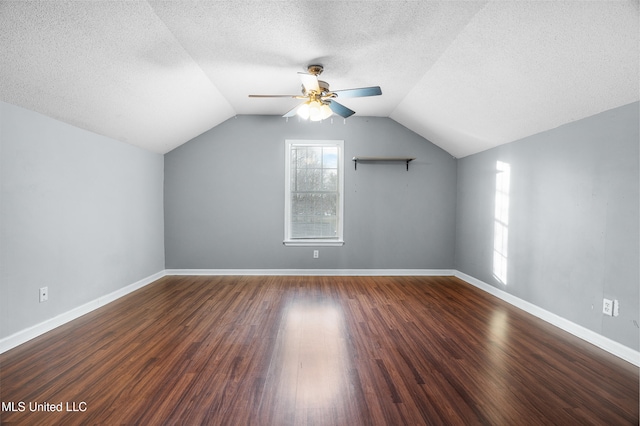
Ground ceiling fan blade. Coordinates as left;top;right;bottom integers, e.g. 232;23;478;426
298;72;320;93
248;94;302;98
331;86;382;98
283;103;304;118
328;100;355;118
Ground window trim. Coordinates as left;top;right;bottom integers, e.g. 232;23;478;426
284;139;345;247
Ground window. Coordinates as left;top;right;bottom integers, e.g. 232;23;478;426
284;140;344;246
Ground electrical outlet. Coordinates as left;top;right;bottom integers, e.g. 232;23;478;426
602;298;613;316
39;287;48;303
313;250;319;259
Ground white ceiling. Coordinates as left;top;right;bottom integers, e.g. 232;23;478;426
1;1;638;157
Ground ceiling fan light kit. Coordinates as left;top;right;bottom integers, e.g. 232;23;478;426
249;65;382;121
298;101;333;121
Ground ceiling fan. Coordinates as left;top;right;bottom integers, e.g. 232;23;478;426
249;65;382;121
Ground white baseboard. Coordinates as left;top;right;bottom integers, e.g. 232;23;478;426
0;270;166;354
3;268;637;367
165;268;456;276
453;270;640;367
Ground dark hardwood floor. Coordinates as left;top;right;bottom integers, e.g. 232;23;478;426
1;275;638;425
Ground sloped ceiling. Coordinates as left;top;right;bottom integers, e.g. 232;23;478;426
1;1;638;157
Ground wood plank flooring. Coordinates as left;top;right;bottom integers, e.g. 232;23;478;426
1;275;638;425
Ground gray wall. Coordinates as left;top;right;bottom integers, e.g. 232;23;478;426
164;115;457;270
4;98;636;353
455;102;639;350
0;101;165;339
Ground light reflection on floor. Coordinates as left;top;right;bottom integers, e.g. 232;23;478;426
482;308;515;417
265;297;352;418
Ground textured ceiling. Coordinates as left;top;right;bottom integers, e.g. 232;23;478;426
1;1;638;157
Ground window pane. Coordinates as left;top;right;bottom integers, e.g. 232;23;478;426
323;147;338;168
292;193;337;216
291;215;337;238
322;168;338;191
291;193;337;238
297;147;322;169
290;148;298;190
291;193;307;215
316;193;337;216
295;147;306;169
296;168;322;192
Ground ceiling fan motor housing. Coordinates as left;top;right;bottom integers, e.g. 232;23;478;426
302;80;330;96
318;80;330;91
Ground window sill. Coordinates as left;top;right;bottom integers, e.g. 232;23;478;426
283;240;344;247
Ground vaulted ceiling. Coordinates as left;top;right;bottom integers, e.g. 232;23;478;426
1;1;638;157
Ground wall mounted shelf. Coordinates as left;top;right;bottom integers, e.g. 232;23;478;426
352;157;416;171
